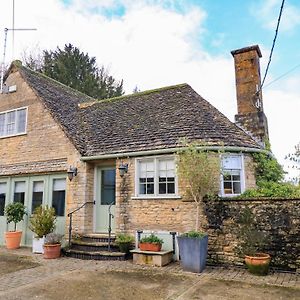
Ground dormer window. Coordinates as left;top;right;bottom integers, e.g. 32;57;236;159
0;107;27;138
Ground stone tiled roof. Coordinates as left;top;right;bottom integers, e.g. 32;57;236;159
17;64;261;156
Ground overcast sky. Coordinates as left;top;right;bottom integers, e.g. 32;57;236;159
0;0;299;180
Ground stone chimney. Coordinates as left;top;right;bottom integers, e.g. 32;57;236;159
231;45;269;146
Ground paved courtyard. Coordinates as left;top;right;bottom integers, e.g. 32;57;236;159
0;247;299;299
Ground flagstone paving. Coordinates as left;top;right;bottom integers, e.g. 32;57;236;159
0;247;299;299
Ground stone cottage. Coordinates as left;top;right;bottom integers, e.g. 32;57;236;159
0;45;268;253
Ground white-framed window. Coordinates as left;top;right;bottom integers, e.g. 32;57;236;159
136;156;177;197
221;154;245;196
0;107;27;138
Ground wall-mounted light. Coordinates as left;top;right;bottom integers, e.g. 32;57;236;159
118;162;128;178
67;166;78;181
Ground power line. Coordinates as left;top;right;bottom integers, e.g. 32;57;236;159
260;0;285;90
263;63;300;89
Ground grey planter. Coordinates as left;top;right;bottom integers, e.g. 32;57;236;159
177;235;208;273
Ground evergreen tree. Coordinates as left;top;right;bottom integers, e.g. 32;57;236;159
23;44;124;99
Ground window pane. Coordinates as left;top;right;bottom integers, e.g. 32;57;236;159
101;170;115;205
6;111;16;135
158;158;175;195
146;184;154;194
0;183;6;216
32;192;43;213
53;179;66;191
222;156;242;169
233;181;241;194
14;181;25;204
17;109;26;133
223;182;232;194
232;175;240;181
32;181;44;213
159;183;166;194
139;183;146;194
52;179;66;216
0;114;5;136
167;182;175;194
0;193;5;216
52;191;65;216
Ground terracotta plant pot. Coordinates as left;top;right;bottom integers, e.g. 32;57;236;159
245;253;271;275
139;242;162;252
5;231;22;249
43;244;61;259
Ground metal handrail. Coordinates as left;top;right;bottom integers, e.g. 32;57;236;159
107;200;115;252
67;201;95;248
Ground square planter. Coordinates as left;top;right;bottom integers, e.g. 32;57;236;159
177;235;208;273
32;236;45;254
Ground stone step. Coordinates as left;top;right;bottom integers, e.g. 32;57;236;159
81;233;116;243
64;249;126;261
71;240;119;252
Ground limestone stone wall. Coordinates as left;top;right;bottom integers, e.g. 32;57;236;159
204;198;300;271
0;70;92;235
115;153;256;234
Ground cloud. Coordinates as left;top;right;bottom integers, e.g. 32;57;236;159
0;0;299;180
252;0;300;32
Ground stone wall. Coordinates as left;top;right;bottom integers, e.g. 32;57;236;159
0;69;91;238
204;198;300;271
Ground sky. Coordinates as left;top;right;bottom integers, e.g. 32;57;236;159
0;0;299;180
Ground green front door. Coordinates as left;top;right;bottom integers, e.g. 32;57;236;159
95;168;116;233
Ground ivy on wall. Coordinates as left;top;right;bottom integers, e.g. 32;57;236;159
241;143;300;198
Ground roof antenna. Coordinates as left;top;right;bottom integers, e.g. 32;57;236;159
0;0;36;93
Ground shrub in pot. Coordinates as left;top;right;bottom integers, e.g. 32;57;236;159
116;233;135;254
235;206;271;275
4;202;27;249
176;142;220;273
43;233;63;259
29;205;56;254
139;234;163;252
177;231;208;273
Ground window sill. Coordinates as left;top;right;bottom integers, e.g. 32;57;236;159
0;132;27;139
221;194;241;198
131;195;182;200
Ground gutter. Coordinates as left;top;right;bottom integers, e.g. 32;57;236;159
80;146;268;161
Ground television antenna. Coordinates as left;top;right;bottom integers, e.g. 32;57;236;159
0;0;37;93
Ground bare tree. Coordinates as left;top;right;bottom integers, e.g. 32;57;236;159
177;142;220;231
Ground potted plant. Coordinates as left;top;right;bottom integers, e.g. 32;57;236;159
29;205;56;254
177;231;208;273
176;142;220;273
139;234;163;252
43;233;63;259
4;202;27;249
116;233;135;254
235;206;271;275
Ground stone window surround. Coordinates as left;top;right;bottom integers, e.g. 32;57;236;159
0;106;28;139
134;155;179;199
220;153;245;197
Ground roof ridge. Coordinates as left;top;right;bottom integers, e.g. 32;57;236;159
79;83;189;109
19;63;95;103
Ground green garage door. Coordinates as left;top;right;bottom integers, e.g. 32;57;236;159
0;174;67;246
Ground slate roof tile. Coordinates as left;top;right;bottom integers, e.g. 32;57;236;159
16;64;261;157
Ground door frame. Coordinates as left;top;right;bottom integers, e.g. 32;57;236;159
93;166;116;233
